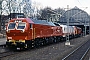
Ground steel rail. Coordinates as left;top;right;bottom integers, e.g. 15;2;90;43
80;47;90;60
62;39;90;60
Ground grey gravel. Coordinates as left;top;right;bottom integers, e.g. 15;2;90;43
1;35;90;60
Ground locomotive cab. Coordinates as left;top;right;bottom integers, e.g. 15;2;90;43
6;18;34;50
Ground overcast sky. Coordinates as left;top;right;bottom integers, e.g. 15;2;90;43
32;0;90;14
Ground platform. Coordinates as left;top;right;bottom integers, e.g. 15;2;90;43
0;38;6;45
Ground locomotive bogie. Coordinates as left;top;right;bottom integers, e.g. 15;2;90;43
6;39;26;48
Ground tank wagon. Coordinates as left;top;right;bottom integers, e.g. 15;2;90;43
54;23;82;39
73;26;82;37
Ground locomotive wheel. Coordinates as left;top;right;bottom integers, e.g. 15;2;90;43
53;37;57;43
54;39;57;43
32;40;35;48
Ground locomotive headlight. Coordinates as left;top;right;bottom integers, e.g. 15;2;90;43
21;29;25;33
21;30;23;33
25;36;27;40
6;30;10;33
6;30;8;32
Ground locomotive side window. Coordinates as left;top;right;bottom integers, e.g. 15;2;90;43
30;24;32;28
17;23;26;29
8;23;16;29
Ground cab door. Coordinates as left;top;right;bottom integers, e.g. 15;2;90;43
29;23;36;40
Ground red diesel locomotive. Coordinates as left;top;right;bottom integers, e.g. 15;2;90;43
6;18;63;50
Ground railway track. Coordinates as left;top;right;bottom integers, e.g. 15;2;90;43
0;44;6;47
0;45;18;59
0;51;15;58
82;47;90;60
62;39;90;60
0;49;20;59
0;45;8;54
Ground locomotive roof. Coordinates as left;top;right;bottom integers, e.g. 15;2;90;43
32;19;55;26
11;18;34;23
26;18;34;23
48;22;56;26
11;18;55;26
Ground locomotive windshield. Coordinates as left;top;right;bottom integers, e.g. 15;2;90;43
17;23;26;29
8;23;16;29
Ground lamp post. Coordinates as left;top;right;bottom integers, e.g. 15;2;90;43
65;5;70;45
89;16;90;35
0;0;2;31
84;7;88;36
9;0;12;20
84;18;86;36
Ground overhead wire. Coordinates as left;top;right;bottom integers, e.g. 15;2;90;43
77;0;83;6
77;0;87;9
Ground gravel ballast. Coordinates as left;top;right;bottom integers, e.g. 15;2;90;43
1;35;90;60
